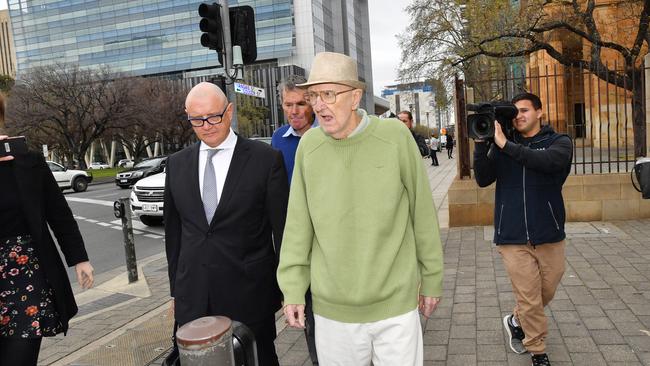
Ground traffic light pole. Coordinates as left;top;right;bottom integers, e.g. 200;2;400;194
218;0;238;132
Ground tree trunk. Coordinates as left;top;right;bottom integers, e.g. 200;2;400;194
632;78;646;158
75;150;88;170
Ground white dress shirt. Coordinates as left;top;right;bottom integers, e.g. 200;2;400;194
198;129;238;203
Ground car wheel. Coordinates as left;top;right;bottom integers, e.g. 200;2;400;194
72;177;89;192
119;185;130;189
139;216;163;226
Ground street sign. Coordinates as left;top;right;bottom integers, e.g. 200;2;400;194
234;82;265;99
42;144;48;158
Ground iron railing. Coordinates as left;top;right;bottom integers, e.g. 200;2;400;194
457;61;647;175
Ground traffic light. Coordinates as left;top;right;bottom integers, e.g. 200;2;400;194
229;6;257;64
198;3;257;66
199;2;224;65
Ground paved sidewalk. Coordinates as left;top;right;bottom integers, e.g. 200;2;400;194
40;155;650;365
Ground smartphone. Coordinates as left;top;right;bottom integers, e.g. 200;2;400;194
0;136;28;157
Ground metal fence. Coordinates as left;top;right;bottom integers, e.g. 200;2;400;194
457;61;647;175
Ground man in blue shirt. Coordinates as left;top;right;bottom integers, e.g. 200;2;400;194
271;75;316;184
271;75;318;364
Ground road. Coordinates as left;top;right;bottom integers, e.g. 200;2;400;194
60;182;165;282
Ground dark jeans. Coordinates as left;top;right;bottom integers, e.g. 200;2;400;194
0;337;42;366
447;147;453;158
430;150;439;166
304;289;319;365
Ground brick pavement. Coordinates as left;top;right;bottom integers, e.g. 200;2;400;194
41;155;650;365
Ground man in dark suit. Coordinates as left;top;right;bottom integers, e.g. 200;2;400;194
164;82;289;365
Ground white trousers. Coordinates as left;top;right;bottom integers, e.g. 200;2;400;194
314;309;423;366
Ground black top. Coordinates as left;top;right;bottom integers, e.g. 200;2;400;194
0;161;30;238
473;125;573;245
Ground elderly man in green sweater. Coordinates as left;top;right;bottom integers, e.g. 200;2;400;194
277;52;444;365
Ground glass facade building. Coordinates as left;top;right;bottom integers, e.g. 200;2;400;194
7;0;375;128
8;0;294;76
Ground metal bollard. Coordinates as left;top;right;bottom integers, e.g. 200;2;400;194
177;316;235;366
113;198;138;283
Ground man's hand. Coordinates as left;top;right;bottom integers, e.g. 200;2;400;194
418;295;440;318
494;121;507;149
75;261;94;289
283;304;306;328
0;135;15;162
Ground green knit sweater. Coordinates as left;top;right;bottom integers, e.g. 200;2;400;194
277;114;444;323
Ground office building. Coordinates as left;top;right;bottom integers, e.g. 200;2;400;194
7;0;374;131
0;9;16;77
382;81;447;130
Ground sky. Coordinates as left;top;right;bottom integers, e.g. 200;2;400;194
0;1;409;96
367;2;410;96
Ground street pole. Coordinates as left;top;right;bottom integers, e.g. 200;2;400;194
219;0;238;132
117;198;138;283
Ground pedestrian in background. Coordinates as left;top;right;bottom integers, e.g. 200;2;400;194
398;111;430;158
446;134;454;158
271;75;319;365
429;135;439;166
0;93;95;365
278;52;444;366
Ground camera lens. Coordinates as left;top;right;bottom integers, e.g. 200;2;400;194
467;114;494;139
476;119;490;133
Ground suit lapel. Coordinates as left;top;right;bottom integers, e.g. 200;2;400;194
183;142;209;228
211;136;250;226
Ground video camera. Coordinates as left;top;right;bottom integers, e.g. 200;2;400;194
467;102;518;140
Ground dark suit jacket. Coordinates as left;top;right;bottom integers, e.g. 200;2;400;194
164;137;289;326
12;152;89;334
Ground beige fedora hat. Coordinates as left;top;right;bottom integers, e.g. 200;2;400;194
298;52;366;90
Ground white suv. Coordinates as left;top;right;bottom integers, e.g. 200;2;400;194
47;161;93;192
130;172;165;226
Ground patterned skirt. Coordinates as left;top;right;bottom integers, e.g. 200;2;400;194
0;235;63;338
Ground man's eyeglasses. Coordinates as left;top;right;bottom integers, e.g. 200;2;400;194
187;103;229;127
304;88;355;106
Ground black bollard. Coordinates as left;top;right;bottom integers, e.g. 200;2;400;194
113;198;138;283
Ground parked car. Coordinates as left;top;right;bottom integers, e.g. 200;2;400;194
115;156;167;189
47;161;93;192
130;172;165;226
250;136;272;145
89;162;110;169
117;158;134;168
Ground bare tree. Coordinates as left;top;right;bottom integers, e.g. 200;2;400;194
148;78;194;154
400;0;649;155
5;63;135;168
110;77;161;161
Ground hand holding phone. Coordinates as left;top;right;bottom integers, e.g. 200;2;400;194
0;135;28;160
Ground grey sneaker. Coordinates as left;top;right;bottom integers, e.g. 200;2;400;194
531;353;551;366
503;314;527;354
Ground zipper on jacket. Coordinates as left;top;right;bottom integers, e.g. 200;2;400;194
523;167;530;241
498;204;504;235
547;201;560;230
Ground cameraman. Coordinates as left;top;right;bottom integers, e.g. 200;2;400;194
473;93;572;366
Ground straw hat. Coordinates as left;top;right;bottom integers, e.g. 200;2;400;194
298;52;366;90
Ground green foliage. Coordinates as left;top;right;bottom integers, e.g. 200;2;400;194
236;95;269;137
0;74;14;92
413;125;432;138
85;167;125;178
